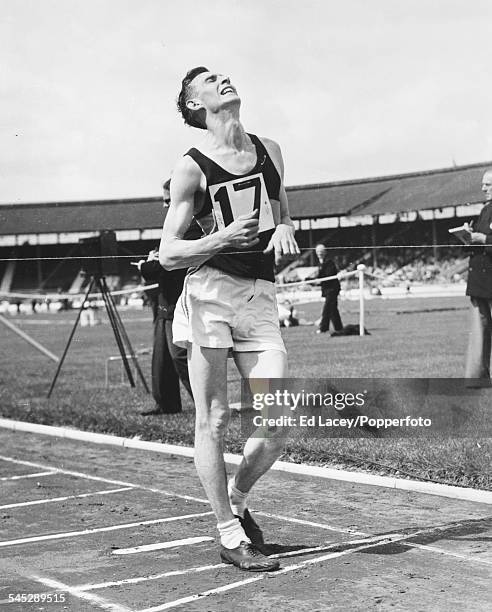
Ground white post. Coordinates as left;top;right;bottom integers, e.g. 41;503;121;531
357;264;366;336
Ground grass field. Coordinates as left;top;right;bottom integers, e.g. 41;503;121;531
1;294;490;489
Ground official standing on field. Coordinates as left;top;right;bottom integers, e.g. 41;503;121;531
137;180;195;414
464;169;492;387
315;244;343;334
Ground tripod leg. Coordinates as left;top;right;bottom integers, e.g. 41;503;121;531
101;277;150;393
97;277;135;387
47;277;96;398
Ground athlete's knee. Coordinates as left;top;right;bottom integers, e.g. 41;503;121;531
195;401;230;439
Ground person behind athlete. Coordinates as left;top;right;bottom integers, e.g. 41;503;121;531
314;244;343;334
159;67;299;571
464;169;492;386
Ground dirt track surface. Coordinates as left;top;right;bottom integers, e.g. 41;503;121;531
0;429;490;611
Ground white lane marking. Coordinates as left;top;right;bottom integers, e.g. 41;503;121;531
0;511;214;548
31;575;131;612
0;470;57;481
77;534;396;592
1;455;490;567
112;536;214;555
271;533;395;558
135;521;492;612
0;457;364;540
76;564;225;591
138;575;266;612
256;511;367;536
136;535;403;612
78;532;492;594
0;487;134;510
0;454;207;504
260;512;492;566
405;542;492;566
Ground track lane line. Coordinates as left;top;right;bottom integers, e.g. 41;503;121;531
405;541;492;565
112;536;214;555
256;511;367;536
0;454;208;504
76;564;226;591
135;520;492;612
0;511;214;548
135;533;407;612
0;486;135;510
30;575;131;612
75;534;400;592
0;470;57;481
1;455;490;567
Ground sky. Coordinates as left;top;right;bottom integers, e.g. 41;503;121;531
1;0;491;204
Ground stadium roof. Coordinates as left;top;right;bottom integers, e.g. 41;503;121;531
287;160;490;220
0;197;164;237
0;161;490;236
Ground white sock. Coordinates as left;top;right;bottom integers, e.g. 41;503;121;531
217;518;250;549
228;479;249;518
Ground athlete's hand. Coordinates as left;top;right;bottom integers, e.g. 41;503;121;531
147;249;159;261
222;209;259;249
264;223;300;265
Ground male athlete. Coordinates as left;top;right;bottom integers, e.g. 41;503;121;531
159;67;300;571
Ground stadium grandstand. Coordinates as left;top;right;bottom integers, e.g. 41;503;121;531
0;160;489;299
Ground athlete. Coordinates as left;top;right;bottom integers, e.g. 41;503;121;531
159;67;299;571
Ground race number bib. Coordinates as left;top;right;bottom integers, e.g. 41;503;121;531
208;173;275;233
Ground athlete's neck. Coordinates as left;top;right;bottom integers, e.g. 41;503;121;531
205;110;249;153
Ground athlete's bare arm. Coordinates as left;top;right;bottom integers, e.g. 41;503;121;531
159;156;260;270
261;138;300;263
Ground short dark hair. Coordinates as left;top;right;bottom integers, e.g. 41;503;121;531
177;66;209;129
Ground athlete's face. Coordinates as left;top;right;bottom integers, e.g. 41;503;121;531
481;171;492;202
315;245;326;261
187;72;240;114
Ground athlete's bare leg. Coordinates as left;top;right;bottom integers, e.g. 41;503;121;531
188;344;235;523
233;349;288;493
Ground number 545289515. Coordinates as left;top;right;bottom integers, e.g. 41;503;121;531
8;593;67;603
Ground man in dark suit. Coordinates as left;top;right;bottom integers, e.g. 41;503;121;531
138;180;195;414
315;244;343;334
139;249;193;413
465;169;492;386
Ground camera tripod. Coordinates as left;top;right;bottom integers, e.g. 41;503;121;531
47;274;149;398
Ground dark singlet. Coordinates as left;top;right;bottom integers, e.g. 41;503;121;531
185;134;281;282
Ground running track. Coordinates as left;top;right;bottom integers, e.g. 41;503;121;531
0;430;490;611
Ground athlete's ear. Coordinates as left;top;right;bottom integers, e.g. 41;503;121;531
186;98;204;111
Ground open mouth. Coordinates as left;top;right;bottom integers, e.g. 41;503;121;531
220;86;236;95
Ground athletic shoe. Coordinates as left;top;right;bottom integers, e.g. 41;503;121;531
220;541;280;572
235;510;265;549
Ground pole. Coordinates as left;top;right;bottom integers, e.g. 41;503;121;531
0;314;59;363
308;218;313;266
371;217;378;268
47;277;95;398
101;277;149;393
96;277;135;387
357;264;366;336
431;213;438;262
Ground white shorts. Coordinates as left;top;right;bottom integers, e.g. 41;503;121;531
172;265;286;353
